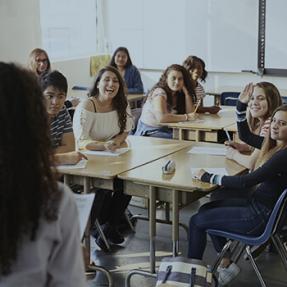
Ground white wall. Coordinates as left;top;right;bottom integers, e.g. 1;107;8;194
1;0;287;98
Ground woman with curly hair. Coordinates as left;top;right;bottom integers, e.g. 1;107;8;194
0;62;85;286
109;46;144;94
73;65;133;249
135;64;197;138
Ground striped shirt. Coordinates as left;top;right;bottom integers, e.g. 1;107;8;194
194;82;206;101
50;107;73;149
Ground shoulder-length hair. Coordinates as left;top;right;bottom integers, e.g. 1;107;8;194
248;82;282;132
255;104;287;169
28;48;51;76
89;65;128;133
0;62;60;275
182;55;208;82
148;64;196;114
109;47;133;68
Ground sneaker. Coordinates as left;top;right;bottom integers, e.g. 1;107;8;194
103;224;124;244
217;262;240;286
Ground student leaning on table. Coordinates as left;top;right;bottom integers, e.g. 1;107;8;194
225;82;282;170
73;65;134;249
189;104;287;286
134;64;197;139
109;46;144;94
0;62;86;286
40;70;86;165
183;55;221;114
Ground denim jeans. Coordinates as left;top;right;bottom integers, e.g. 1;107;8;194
134;120;172;139
187;198;271;259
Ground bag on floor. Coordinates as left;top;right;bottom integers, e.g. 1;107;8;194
156;257;218;287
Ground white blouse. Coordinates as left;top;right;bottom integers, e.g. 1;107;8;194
73;101;134;149
0;183;86;287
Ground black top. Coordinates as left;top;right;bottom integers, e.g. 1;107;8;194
236;101;264;149
202;148;287;209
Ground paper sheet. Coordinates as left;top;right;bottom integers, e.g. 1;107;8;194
82;147;130;157
188;146;226;156
56;159;88;169
73;193;95;239
190;167;228;176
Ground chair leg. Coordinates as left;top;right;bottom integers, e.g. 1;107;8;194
125;211;136;233
125;269;157;287
246;246;266;287
87;264;113;287
271;234;287;271
94;219;111;251
211;240;233;273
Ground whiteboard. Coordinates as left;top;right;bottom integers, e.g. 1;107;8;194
265;0;287;70
106;0;258;72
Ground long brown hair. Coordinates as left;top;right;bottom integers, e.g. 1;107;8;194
89;65;128;133
255;104;287;169
147;64;196;114
0;63;60;275
248;82;282;132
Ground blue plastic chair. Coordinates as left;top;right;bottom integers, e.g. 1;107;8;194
207;188;287;287
220;92;240;106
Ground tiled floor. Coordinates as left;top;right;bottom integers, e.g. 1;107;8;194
87;198;287;287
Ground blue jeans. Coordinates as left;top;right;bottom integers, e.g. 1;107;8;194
134;120;172;139
187;198;271;259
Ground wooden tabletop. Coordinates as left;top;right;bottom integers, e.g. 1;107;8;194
225;122;237;132
162;106;236;131
57;136;192;179
118;141;246;192
127;93;144;102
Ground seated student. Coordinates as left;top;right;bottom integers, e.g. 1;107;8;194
0;62;86;286
109;46;144;94
40;70;85;165
134;64;197;139
225;82;282;169
73;65;134;249
188;104;287;286
183;55;221;114
28;48;80;114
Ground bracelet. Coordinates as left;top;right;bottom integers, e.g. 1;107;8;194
184;114;188;121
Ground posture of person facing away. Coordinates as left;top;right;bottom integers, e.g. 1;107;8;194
110;46;144;94
73;65;134;249
183;55;221;114
189;104;287;286
135;64;197;138
0;62;86;287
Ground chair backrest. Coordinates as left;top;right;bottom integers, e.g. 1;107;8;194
261;188;287;242
130;107;142;135
282;96;287;104
220;92;240;106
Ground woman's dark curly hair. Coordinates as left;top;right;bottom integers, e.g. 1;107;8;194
182;55;208;82
148;64;196;114
0;62;60;275
89;65;128;133
109;47;133;68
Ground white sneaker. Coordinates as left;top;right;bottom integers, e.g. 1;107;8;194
217;262;240;286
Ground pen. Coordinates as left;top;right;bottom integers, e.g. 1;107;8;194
224;129;231;142
193;99;201;114
162;265;172;283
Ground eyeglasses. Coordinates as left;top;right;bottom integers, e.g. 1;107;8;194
36;58;48;64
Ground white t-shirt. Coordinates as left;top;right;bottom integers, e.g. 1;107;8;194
0;183;86;287
73;101;134;149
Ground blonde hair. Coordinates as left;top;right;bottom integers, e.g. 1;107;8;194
28;48;51;76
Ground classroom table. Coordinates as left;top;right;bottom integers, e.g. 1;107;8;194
225;122;239;141
162;106;236;142
127;93;144;109
118;141;246;273
57;136;192;262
